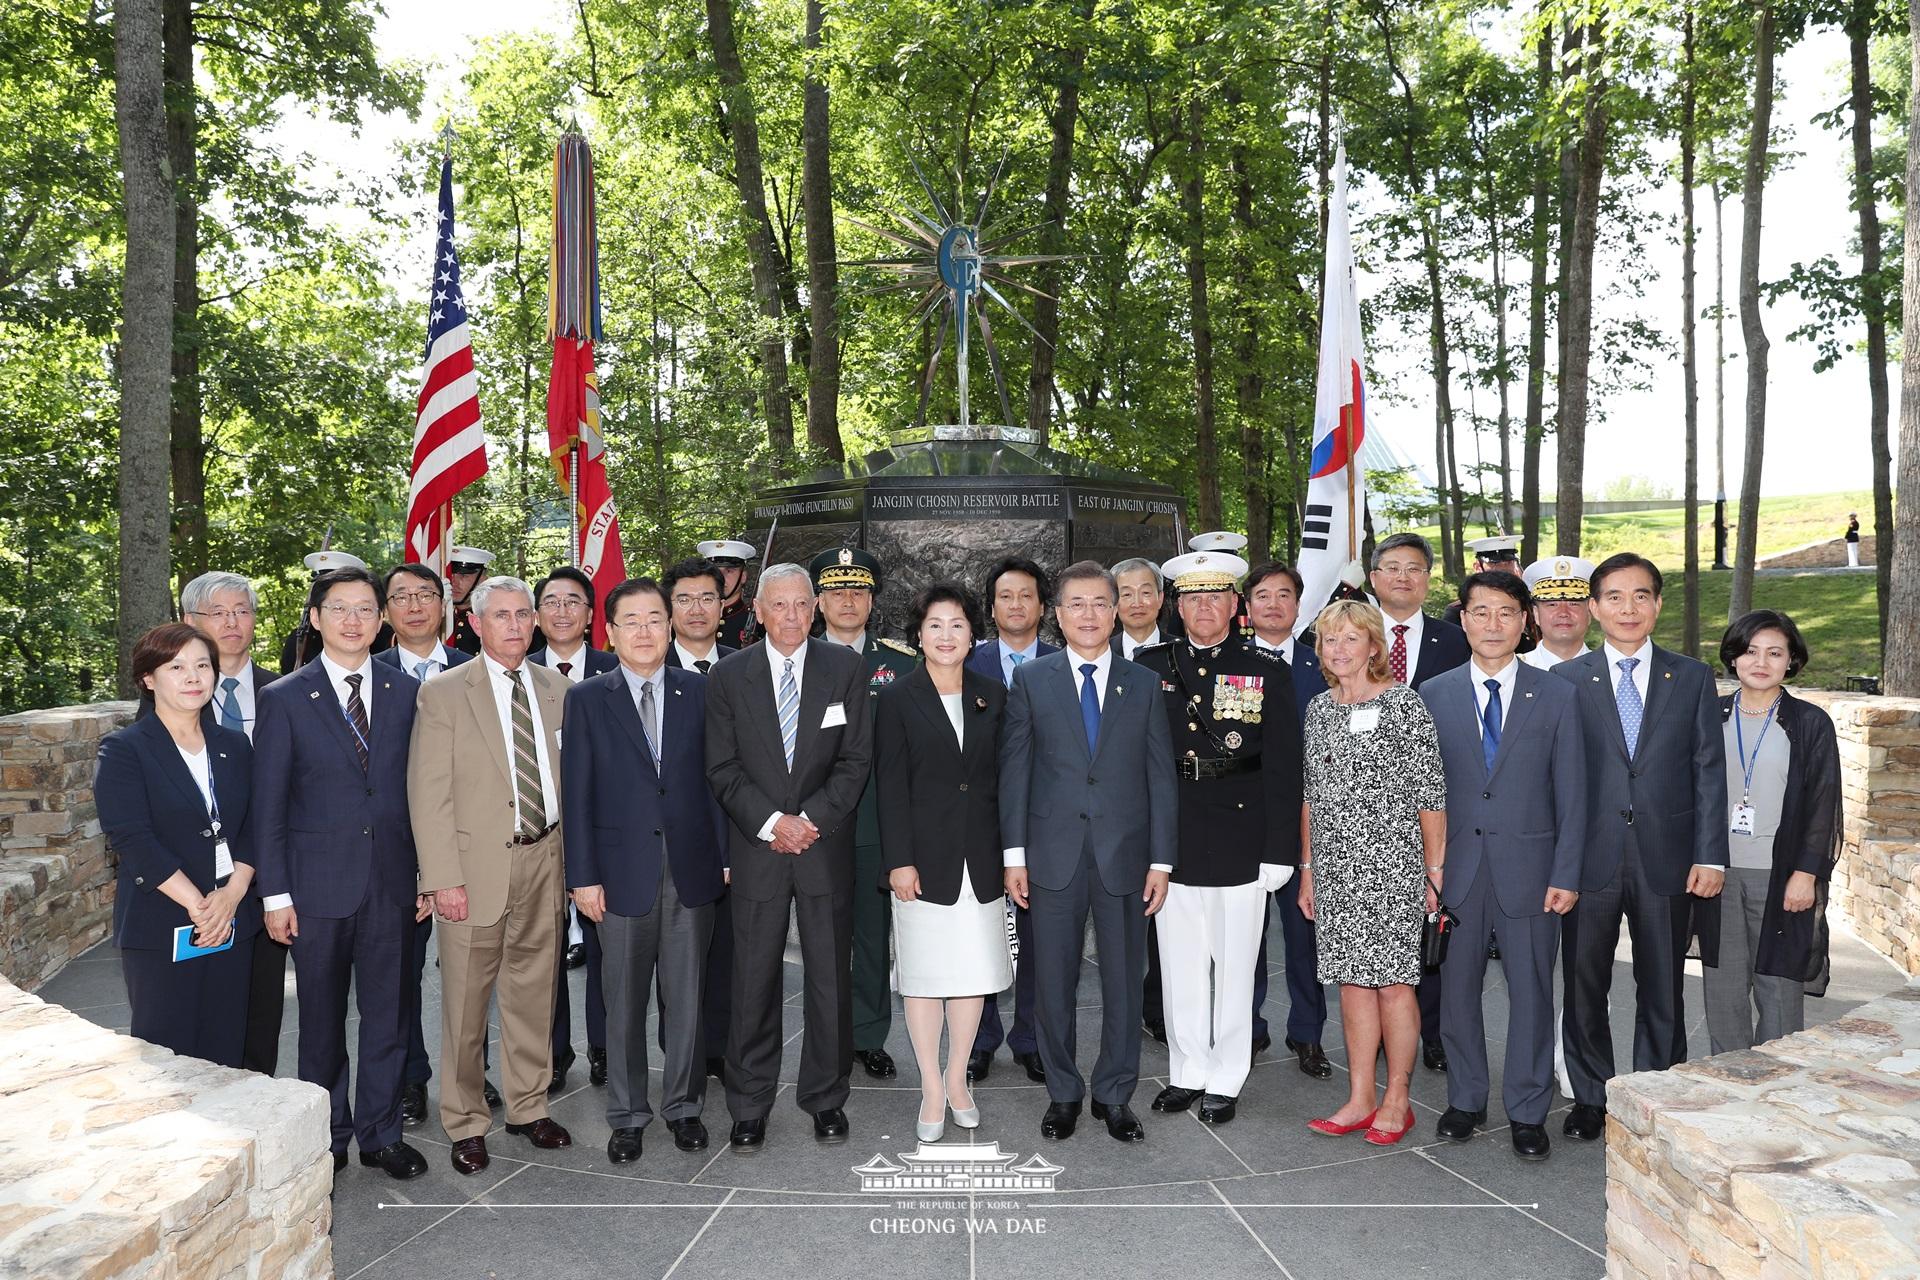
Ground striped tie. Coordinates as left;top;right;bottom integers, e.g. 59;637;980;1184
778;657;799;771
343;673;370;772
505;669;547;836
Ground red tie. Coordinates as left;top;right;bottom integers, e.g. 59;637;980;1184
558;661;573;677
1390;624;1410;684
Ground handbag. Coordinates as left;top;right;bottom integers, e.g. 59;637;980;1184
1421;876;1459;969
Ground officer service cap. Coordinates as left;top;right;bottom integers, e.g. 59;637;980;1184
810;545;880;593
697;539;757;564
1466;534;1521;561
1188;530;1250;553
303;550;368;574
1522;555;1595;601
444;546;495;573
1162;550;1249;593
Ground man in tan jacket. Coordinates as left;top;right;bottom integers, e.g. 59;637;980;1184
409;575;574;1174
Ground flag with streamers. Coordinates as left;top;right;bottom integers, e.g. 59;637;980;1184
546;130;624;646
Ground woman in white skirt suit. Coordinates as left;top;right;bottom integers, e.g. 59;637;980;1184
875;583;1014;1141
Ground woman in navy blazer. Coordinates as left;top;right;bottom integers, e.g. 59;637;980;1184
95;623;262;1067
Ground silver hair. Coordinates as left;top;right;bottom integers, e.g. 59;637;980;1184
1110;557;1163;586
755;562;814;601
181;571;257;615
470;575;535;616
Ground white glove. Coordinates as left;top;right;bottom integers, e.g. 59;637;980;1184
1258;863;1295;892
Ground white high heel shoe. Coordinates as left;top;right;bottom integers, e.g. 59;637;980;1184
950;1090;980;1130
917;1095;946;1142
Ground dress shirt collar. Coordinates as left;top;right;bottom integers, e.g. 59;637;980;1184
820;630;866;651
394;640;450;673
1381;606;1424;657
1121;627;1160;659
317;651;373;709
481;650;531;684
1602;637;1653;668
1471;654;1520;694
673;639;718;668
1067;645;1112;686
765;635;808;684
621;662;665;706
542;640;586;668
1254;632;1295;663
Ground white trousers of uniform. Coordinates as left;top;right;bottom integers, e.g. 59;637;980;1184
1158;880;1267;1098
1847;542;1861;567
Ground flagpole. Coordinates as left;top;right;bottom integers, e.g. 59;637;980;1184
569;430;581;568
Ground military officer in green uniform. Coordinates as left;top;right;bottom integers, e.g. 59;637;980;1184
809;545;918;1079
1133;549;1303;1124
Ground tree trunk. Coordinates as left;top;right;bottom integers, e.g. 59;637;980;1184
800;0;842;459
1485;144;1514;534
1712;176;1729;568
1848;1;1892;642
1026;1;1091;445
1729;2;1774;621
115;0;177;693
1182;95;1221;530
705;0;794;458
1227;93;1268;563
163;0;204;593
1555;16;1607;557
1882;0;1920;695
1681;0;1701;658
1521;17;1551;568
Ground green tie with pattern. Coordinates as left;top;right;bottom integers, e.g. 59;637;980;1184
505;668;547;836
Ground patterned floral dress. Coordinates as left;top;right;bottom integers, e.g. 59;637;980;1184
1302;682;1447;987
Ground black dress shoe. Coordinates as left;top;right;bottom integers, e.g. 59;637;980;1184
1142;1018;1168;1045
588;1046;608;1087
1012;1050;1047;1084
729;1118;766;1150
505;1117;573;1149
854;1048;897;1080
706;1056;726;1080
1152;1085;1201;1113
451;1136;489;1175
607;1127;643;1164
812;1108;850;1143
1250;1033;1272;1058
567;941;587;969
332;1150;348;1173
1040;1100;1080;1140
1197;1094;1237;1125
359;1140;429;1180
1512;1122;1551;1160
669;1118;709;1152
1422;1041;1449;1072
549;1049;577;1096
1286;1038;1333;1079
483;1079;502;1110
966;1050;993;1082
1563;1103;1605;1141
400;1081;428;1127
1090;1100;1146;1142
1436;1107;1486;1143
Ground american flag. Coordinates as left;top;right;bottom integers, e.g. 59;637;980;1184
405;153;489;578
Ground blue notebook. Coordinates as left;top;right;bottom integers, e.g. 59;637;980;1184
172;924;235;962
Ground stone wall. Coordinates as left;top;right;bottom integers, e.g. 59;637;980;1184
0;973;334;1280
0;702;133;989
1605;981;1920;1280
1757;534;1878;570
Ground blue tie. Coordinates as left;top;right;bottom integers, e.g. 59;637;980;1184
1616;657;1644;757
1007;649;1028;689
1481;678;1502;774
219;676;243;731
778;658;799;770
1079;662;1101;756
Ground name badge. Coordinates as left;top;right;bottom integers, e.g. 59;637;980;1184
213;838;235;880
1730;803;1757;837
821;701;848;728
1348;706;1380;734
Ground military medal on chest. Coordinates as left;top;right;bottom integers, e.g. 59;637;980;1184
1213;673;1264;723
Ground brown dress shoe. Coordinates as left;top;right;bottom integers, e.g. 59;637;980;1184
505;1117;573;1149
450;1136;489;1175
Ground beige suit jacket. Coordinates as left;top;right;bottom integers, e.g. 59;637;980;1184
408;654;567;927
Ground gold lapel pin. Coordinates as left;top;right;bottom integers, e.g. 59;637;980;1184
1663;672;1672;680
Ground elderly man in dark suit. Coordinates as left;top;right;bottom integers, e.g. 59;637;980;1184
1421;570;1586;1161
564;578;729;1164
1002;560;1178;1143
705;563;874;1150
254;566;429;1180
1553;552;1727;1142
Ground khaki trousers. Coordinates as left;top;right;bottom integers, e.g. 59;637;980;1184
437;828;565;1141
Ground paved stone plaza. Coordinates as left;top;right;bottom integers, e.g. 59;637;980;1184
37;915;1906;1280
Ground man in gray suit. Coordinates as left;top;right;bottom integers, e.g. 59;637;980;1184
1552;552;1727;1142
1420;570;1585;1161
1001;560;1178;1144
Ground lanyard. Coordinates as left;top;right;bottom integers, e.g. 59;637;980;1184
1733;692;1782;804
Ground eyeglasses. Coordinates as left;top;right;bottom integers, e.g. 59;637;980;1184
1060;599;1116;616
318;604;380;622
540;597;588;613
190;607;254;623
610;616;668;632
1463;607;1526;625
389;590;442;607
671;592;720;608
1374;563;1430;579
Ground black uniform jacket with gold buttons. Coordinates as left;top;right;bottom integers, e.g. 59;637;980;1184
1134;636;1303;886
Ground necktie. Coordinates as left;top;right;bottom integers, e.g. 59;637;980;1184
1389;624;1410;684
1079;662;1101;755
1008;649;1027;689
639;679;661;767
558;661;573;678
414;659;433;682
1615;657;1644;758
505;669;547;836
219;676;243;731
1481;678;1503;774
778;657;799;770
694;659;711;674
343;673;370;772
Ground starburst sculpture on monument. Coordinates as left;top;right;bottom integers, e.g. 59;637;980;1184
843;152;1071;431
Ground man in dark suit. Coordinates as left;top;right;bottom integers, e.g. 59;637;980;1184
1002;560;1178;1143
966;556;1056;1085
254;566;429;1180
1421;570;1586;1161
1244;561;1332;1078
564;578;730;1164
279;549;395;672
705;563;874;1150
180;570;285;1076
664;556;740;1078
1369;531;1471;1070
1552;552;1727;1142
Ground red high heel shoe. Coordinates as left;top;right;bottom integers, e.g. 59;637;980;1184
1307;1110;1377;1137
1363;1110;1417;1146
